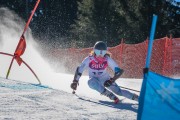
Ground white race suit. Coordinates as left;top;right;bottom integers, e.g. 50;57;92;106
75;55;136;100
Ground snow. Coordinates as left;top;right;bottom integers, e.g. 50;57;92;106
0;7;142;120
0;75;141;120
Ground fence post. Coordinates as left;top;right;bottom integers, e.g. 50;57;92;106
162;36;168;75
169;34;173;76
120;38;124;66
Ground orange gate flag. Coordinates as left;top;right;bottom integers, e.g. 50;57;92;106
14;35;26;66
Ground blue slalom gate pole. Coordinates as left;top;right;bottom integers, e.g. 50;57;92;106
145;15;158;68
137;14;158;120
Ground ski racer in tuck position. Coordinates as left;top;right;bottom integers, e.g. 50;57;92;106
70;41;138;104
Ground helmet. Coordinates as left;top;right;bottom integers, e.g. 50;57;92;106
94;41;107;57
94;41;107;50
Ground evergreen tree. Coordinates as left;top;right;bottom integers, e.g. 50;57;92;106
70;0;149;47
70;0;98;47
113;0;148;43
1;0;179;48
140;0;180;38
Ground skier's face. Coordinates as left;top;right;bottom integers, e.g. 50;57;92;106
94;49;106;57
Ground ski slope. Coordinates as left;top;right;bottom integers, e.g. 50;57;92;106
0;7;142;120
0;75;141;120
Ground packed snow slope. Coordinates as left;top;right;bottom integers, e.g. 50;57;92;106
0;75;141;120
0;7;142;120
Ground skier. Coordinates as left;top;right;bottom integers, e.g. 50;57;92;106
70;41;138;104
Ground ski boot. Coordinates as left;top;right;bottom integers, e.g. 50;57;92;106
114;96;120;104
101;88;120;104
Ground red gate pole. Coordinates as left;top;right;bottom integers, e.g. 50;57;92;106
22;0;41;36
0;52;15;79
0;52;41;84
4;0;41;84
0;52;14;57
6;57;15;79
22;60;41;84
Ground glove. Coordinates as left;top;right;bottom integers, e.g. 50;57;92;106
104;78;114;87
70;80;79;90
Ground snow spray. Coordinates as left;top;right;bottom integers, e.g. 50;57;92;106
0;8;53;83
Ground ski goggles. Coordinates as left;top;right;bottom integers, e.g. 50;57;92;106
94;49;107;56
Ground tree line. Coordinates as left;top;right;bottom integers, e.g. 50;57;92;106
0;0;179;48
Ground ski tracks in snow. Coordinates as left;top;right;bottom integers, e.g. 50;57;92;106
0;77;138;120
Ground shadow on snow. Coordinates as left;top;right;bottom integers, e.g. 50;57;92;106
75;93;138;113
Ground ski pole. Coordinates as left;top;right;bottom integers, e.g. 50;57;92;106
119;85;140;92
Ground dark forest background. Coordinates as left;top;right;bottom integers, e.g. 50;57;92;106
0;0;179;48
